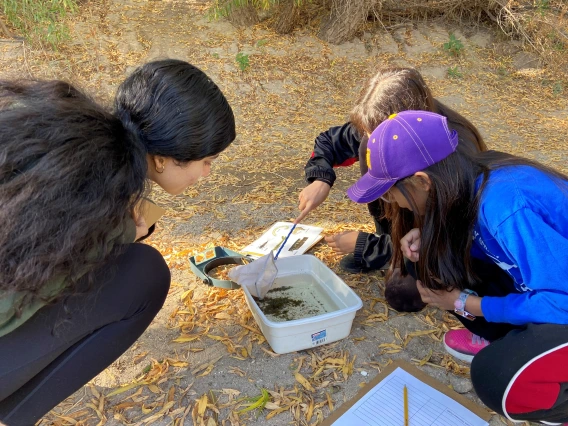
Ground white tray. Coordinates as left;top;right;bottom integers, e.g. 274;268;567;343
241;255;363;354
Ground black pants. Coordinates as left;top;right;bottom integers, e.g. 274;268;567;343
434;259;568;423
472;323;568;423
0;244;171;426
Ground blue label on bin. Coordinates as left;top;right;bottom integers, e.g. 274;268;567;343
311;329;327;346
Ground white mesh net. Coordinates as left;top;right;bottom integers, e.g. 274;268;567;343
228;252;278;299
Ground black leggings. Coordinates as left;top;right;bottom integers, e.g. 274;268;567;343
444;260;568;423
0;244;171;426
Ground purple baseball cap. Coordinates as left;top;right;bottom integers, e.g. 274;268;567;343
347;110;459;204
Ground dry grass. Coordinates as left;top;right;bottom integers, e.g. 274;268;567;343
0;0;566;425
373;0;567;72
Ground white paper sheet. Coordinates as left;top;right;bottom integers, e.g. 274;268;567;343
241;222;323;259
331;367;488;426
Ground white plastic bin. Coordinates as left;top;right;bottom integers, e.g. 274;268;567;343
241;255;363;354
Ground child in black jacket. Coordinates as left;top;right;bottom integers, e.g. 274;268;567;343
296;67;486;312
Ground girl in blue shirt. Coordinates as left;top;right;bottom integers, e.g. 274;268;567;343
347;110;568;425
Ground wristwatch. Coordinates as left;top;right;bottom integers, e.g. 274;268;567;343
454;289;477;321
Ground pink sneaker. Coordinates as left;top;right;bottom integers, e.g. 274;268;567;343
443;329;490;363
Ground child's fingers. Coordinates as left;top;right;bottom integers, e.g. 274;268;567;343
416;280;432;303
402;246;418;261
325;236;338;249
294;205;311;224
295;195;309;223
401;228;420;260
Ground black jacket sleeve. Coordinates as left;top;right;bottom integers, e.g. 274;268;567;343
304;122;361;187
353;231;393;270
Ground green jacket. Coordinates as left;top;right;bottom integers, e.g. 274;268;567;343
0;219;137;338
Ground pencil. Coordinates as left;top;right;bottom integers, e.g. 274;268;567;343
404;385;409;426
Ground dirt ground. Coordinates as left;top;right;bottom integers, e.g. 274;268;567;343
1;0;567;425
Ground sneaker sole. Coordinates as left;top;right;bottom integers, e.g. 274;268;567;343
443;340;475;364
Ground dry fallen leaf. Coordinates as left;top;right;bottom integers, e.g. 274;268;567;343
294;372;315;392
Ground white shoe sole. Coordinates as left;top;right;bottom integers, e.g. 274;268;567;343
443;340;475;364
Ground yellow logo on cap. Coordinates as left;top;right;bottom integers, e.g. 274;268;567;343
388;113;397;119
366;148;372;170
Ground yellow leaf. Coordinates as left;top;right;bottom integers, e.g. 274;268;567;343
324;358;345;365
407;329;437;337
198;394;208;415
55;416;77;424
162;401;175;412
173;335;200;343
207;334;226;341
294;372;315;392
167;386;175;402
141;404;154;414
326;392;334;412
133;351;149;364
141;401;175;424
89;384;100;399
266;407;288;420
306;397;314;421
180;289;193;301
198;364;215;377
378;343;402;349
148;384;161;394
419;349;433;366
311;365;325;379
260;347;280;357
394;329;402;341
106;381;147;397
113;401;137;410
192;356;222;375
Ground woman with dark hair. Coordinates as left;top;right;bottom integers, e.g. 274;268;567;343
296;67;486;312
349;110;568;424
0;59;236;425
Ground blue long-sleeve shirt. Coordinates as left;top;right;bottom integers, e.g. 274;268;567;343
472;166;568;325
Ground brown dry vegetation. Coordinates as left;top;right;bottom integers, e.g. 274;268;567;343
217;0;568;75
0;1;566;426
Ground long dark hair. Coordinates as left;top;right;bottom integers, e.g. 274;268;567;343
350;67;486;219
115;59;236;163
351;67;486;176
388;144;568;291
0;80;147;298
0;60;236;300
